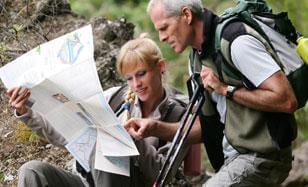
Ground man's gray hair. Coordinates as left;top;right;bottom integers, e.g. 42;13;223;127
147;0;204;18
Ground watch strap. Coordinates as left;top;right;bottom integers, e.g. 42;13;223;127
226;85;236;100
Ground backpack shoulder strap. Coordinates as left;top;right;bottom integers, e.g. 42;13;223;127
163;100;186;123
214;11;286;89
213;0;290;89
215;11;276;57
158;95;187;148
215;17;256;89
108;84;128;112
163;88;187;123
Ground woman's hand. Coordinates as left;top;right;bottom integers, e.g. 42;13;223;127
124;118;158;140
6;87;31;115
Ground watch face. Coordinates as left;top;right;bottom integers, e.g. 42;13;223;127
227;86;235;92
227;86;236;99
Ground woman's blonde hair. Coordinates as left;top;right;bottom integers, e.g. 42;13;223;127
116;35;165;120
116;35;163;76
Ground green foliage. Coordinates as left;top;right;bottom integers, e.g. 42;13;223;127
295;104;308;140
0;172;3;184
70;0;102;17
166;51;190;93
267;0;308;36
0;42;7;52
203;0;235;13
14;121;40;143
12;24;23;32
101;1;184;70
70;0;180;61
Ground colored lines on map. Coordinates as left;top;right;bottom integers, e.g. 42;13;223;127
58;33;84;64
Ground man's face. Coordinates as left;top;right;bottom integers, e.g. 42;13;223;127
149;3;192;53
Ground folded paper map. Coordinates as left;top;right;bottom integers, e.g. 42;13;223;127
0;25;139;175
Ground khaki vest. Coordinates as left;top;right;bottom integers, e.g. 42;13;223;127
189;22;297;153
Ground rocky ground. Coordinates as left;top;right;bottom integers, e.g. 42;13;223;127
0;97;73;186
0;0;307;186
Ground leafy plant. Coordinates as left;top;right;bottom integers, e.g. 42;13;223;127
0;172;4;184
14;121;40;143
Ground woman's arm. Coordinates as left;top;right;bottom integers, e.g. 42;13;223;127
7;87;67;147
124;117;202;144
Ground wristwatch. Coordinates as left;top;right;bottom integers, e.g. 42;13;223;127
226;85;237;100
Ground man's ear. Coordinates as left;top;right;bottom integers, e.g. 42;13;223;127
181;7;193;25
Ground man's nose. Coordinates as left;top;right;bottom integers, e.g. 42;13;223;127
159;33;168;42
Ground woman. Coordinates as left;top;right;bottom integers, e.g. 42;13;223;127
7;37;187;187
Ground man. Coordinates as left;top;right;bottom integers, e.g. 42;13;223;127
124;0;298;186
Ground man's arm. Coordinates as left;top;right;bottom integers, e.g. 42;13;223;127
201;67;297;113
231;70;297;113
124;116;202;144
201;34;298;114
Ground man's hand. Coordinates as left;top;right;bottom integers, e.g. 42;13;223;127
6;86;30;115
200;66;227;96
124;118;158;140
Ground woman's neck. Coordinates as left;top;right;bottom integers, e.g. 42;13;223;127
141;88;165;118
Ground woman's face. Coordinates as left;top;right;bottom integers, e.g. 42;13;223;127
124;61;164;103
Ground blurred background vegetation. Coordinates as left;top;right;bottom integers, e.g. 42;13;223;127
70;0;308;142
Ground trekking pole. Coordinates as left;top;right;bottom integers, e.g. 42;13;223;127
154;73;205;187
